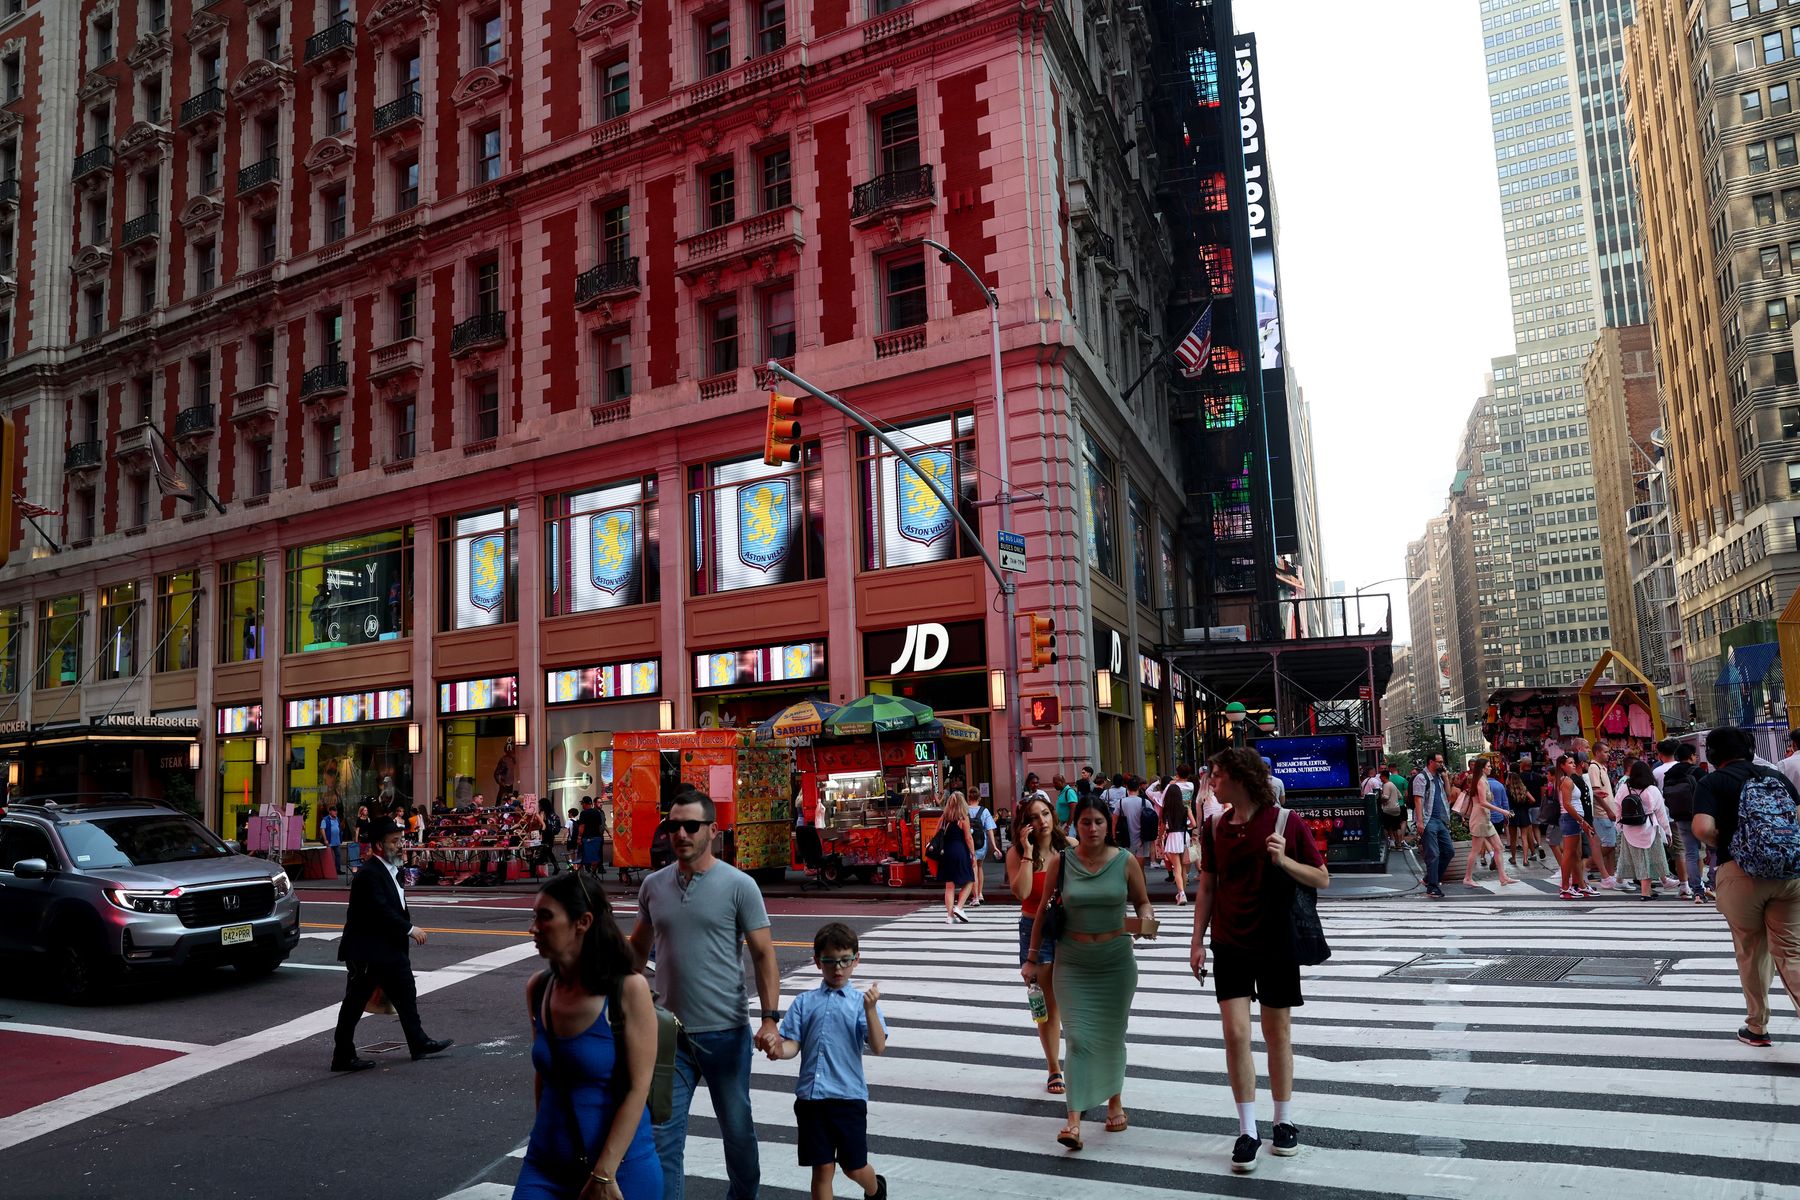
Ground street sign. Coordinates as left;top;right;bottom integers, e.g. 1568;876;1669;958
997;530;1026;573
1433;716;1460;726
1360;735;1384;749
1358;685;1372;700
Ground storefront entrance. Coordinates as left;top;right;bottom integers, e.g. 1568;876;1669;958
284;687;414;839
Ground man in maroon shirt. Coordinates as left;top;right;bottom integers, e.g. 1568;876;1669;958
1190;747;1329;1175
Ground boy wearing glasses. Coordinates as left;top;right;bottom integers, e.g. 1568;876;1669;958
768;923;888;1200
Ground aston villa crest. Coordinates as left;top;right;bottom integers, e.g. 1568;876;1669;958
589;508;636;595
737;479;791;572
469;534;505;613
896;451;953;545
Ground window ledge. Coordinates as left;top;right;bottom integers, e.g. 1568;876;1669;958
310;477;340;492
383;457;415;474
462;438;497;456
243;493;271;507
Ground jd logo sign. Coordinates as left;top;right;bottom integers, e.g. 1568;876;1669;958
888;622;950;674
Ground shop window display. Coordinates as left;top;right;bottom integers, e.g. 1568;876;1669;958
544;662;662;821
1128;483;1152;605
439;507;518;630
856;411;979;571
220;556;264;663
544;477;659;615
217;731;263;843
438;674;522;809
688;447;824;595
285;528;413;653
96;582;139;681
156;570;199;671
0;604;23;694
286;724;413;840
1083;433;1119;582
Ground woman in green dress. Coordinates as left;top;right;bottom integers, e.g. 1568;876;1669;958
1023;793;1157;1150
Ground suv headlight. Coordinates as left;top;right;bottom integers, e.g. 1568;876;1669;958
271;871;292;898
104;887;182;914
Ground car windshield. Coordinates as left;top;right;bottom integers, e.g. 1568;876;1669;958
59;815;232;870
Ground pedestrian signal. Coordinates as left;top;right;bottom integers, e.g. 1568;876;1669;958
1026;613;1057;670
763;392;801;466
1028;695;1062;728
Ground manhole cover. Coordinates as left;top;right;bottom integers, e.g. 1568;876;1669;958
1463;955;1580;984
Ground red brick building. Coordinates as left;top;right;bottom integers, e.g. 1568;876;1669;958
0;0;1204;833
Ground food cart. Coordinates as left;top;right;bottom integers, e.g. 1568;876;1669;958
610;730;795;883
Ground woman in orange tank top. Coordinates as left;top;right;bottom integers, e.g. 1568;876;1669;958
1007;794;1068;1095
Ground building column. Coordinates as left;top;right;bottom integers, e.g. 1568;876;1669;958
411;503;436;810
819;426;859;707
261;548;283;814
657;455;687;724
515;491;542;795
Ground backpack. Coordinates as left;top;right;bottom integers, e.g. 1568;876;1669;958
1662;765;1697;820
1618;787;1647;827
1728;769;1800;880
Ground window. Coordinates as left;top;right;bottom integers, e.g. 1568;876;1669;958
1738;38;1758;70
78;391;100;446
705;163;736;228
141;75;163;125
1781;135;1800;169
878;105;921;175
195;240;216;292
600;330;631;403
1790;462;1800;495
688;450;824;594
1751;141;1772;173
395;155;420;211
1775;82;1793;116
36;595;85;689
873;0;910;12
1744;90;1765;121
84;286;105;339
96;582;138;681
762;286;795;360
705;298;739;376
319;417;341;479
1762;245;1782;278
474;8;503;66
544;476;661;614
601;201;630;263
394;282;418;340
1159;525;1178;612
1756;192;1778;224
2;53;20;104
1770;298;1790;330
757;0;787;55
391;397;416;460
475;259;501;316
1083;433;1119;582
325;80;349;135
700;12;731;77
598;57;630;120
134;374;154;423
1777;350;1798;385
760;146;792;210
156;571;199;672
1766;29;1786;62
220;557;264;662
255;214;277;266
438;506;518;629
857;411;979;570
197;138;220;192
321;309;343;363
285;527;413;652
94;13;115;64
191;353;212;406
249;437;272;497
475;125;502;183
1784;406;1800;438
200;43;221;90
1128;482;1153;603
84;194;106;245
1785;186;1800;219
1732;0;1749;19
882;250;927;330
258;12;282;58
471;376;500;441
323;186;347;242
0;605;23;695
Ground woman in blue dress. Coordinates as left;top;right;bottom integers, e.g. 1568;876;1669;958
517;872;662;1200
939;790;978;923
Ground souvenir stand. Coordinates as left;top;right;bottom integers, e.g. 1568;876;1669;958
610;730;795;884
403;798;530;885
1483;677;1661;775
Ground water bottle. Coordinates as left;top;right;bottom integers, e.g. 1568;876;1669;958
1027;980;1048;1024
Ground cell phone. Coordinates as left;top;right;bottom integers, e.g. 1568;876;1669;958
1195;964;1208;983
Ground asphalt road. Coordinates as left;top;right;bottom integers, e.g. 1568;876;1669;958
0;881;921;1200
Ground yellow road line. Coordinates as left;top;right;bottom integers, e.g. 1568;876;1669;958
301;921;813;948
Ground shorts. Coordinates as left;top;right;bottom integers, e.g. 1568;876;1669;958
1017;915;1056;965
1558;814;1583;839
1593;817;1618;849
794;1098;869;1170
1379;810;1405;832
1210;942;1303;1009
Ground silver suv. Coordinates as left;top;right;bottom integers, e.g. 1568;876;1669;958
0;796;301;1001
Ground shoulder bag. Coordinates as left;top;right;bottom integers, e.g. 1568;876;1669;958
607;976;680;1125
1273;808;1331;967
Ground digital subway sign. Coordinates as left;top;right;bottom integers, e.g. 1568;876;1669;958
1256;734;1355;793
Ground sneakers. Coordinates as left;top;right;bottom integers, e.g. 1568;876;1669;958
1271;1123;1299;1156
1231;1133;1261;1173
952;908;970;923
865;1174;888;1200
1601;876;1619;890
1739;1026;1774;1048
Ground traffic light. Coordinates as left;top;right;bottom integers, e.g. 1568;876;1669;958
1026;612;1057;670
763;392;801;466
0;414;13;570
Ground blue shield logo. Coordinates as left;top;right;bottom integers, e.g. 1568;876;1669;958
895;451;954;546
588;508;637;595
737;479;791;573
468;534;506;613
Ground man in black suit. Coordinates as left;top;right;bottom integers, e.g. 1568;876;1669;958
330;818;453;1072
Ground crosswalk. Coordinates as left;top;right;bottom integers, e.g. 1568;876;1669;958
445;897;1796;1199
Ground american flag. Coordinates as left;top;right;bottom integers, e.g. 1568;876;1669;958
151;442;191;497
1173;304;1214;379
13;493;60;519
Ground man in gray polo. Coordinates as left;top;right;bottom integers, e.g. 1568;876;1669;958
630;791;782;1200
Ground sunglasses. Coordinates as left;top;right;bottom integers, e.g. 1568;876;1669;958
661;818;713;835
818;954;858;968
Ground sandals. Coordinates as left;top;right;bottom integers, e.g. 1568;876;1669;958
1105;1110;1129;1133
1046;1072;1065;1094
1057;1125;1083;1150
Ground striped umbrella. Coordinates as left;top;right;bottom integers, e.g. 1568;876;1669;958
920;717;982;757
753;699;841;742
825;694;936;737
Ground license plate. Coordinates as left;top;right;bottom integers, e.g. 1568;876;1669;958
221;924;254;946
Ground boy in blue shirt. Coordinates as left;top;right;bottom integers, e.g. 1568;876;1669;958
768;922;888;1200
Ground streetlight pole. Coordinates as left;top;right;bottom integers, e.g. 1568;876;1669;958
922;238;1023;809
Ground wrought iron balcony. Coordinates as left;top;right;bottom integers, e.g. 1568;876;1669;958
174;402;215;438
179;87;225;128
65;441;103;471
122;211;160;245
73;144;113;181
305;19;355;64
450;309;506;355
300;360;349;397
850;163;934;221
237;156;278;194
575;257;639;305
1093;231;1117;263
374;91;423;134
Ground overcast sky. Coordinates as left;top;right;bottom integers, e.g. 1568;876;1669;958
1232;0;1517;645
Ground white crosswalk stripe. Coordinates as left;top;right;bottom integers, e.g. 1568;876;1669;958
446;898;1797;1199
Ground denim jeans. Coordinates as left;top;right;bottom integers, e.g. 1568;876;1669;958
655;1024;759;1200
1680;819;1713;889
1421;819;1455;890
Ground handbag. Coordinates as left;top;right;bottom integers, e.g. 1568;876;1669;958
608;978;680;1125
1038;849;1071;941
1272;808;1331;967
925;821;949;861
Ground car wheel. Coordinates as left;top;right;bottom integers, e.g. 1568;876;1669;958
233;947;287;977
52;935;114;1005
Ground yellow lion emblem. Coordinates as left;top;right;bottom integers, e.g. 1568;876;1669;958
594;514;628;570
744;485;780;544
904;456;950;517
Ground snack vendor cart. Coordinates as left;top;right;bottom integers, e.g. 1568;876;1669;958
610;730;795;884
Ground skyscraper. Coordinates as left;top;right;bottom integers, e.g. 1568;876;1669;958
1481;0;1652;686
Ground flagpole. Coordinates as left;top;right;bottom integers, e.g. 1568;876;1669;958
21;511;61;553
1120;335;1173;404
146;423;227;515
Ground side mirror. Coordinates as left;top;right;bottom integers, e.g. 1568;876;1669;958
225;840;243;855
11;857;49;879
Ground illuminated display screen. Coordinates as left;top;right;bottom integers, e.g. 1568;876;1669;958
438;675;519;713
546;660;660;705
693;641;827;692
286;688;413;729
217;704;263;735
